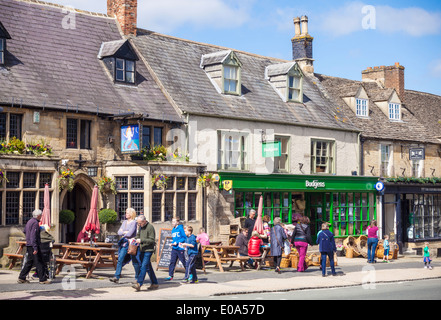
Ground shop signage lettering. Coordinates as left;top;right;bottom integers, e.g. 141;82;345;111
305;180;325;189
262;141;281;158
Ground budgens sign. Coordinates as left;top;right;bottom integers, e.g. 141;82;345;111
305;180;325;189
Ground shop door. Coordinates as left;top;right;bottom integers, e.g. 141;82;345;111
306;193;330;242
61;183;90;243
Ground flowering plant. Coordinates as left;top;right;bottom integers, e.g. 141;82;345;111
198;173;216;188
58;168;75;192
166;148;189;162
26;139;52;156
0;137;25;154
0;168;9;183
152;173;169;190
144;145;167;161
98;176;117;194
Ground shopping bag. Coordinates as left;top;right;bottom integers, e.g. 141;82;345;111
128;238;139;255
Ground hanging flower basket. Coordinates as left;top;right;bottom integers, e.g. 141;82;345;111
198;173;216;188
0;169;9;183
98;176;117;194
152;173;169;190
58;168;75;192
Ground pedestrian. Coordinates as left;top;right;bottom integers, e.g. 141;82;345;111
181;226;199;283
165;217;187;281
31;224;54;280
291;216;313;272
317;222;337;277
131;215;158;291
382;235;390;263
423;242;433;269
245;209;256;240
235;228;253;267
18;210;51;284
367;220;379;263
248;231;263;268
196;227;210;246
270;217;287;274
110;208;138;283
261;215;271;244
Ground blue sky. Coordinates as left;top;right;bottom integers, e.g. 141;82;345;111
49;0;441;95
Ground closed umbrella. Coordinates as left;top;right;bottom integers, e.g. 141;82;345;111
39;183;51;227
82;185;100;238
253;195;264;235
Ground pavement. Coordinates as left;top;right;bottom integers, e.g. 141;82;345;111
0;254;440;300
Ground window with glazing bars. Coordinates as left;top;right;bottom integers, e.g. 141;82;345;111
39;173;52;188
66;118;78;148
116;193;128;220
9;114;22;140
311;140;334;174
23;172;36;188
0;113;6;140
131;193;144;215
6;172;19;188
6;191;19;225
116;176;128;190
131;176;144;190
23;192;36;224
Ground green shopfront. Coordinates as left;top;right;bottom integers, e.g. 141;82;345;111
219;173;379;240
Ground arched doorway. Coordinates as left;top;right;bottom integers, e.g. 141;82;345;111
60;175;98;243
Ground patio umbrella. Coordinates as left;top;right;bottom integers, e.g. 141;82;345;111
39;183;51;227
82;185;100;236
253;195;264;235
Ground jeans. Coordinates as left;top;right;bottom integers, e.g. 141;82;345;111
185;254;198;281
169;248;186;277
19;246;48;282
320;251;336;276
294;242;308;272
114;245;138;280
367;238;378;262
134;251;157;286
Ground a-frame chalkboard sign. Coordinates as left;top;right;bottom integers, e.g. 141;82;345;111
156;228;185;270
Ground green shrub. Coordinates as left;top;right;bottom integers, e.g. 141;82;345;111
99;209;118;224
59;209;75;224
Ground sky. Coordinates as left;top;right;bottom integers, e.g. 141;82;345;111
46;0;441;96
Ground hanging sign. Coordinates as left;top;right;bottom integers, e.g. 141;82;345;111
121;124;141;154
262;141;281;158
409;148;425;160
222;180;233;191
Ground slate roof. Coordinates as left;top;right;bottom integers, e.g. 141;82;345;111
0;0;182;123
132;30;358;132
315;74;438;144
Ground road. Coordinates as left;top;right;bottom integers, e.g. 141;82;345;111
203;278;441;300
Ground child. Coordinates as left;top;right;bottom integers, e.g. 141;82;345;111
166;217;187;281
382;235;390;263
181;226;198;283
196;227;210;246
423;242;433;270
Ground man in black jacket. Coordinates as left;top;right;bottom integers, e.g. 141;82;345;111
244;209;256;240
18;209;51;284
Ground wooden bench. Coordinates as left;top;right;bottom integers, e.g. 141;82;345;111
4;253;24;269
56;258;93;267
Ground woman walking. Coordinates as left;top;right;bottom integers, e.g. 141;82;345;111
317;223;337;277
367;220;379;263
269;217;287;274
291;216;313;272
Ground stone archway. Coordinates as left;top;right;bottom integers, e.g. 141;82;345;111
60;173;100;242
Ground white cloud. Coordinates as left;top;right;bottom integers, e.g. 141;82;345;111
138;0;254;33
318;2;441;37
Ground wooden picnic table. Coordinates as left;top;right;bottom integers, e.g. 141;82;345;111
201;245;250;273
69;242;115;248
4;240;64;269
55;244;117;279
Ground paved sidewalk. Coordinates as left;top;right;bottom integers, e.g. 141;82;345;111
0;256;440;300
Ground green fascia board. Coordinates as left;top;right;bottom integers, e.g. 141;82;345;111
219;172;379;192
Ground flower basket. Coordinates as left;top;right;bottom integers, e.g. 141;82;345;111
152;174;169;190
98;176;117;194
0;169;9;183
58;168;75;192
198;173;216;188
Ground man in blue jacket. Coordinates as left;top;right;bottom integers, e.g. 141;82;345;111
165;217;187;280
316;222;337;277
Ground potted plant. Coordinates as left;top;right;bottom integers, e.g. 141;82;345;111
58;168;75;192
152;173;169;190
145;145;167;161
59;209;75;243
98;208;118;240
26;139;53;156
198;173;216;188
0;137;25;154
98;176;117;194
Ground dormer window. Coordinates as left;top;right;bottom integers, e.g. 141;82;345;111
200;50;242;96
356;98;368;117
0;38;5;65
98;39;138;85
116;58;135;84
388;103;400;120
266;62;303;103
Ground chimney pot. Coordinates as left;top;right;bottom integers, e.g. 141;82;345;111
300;15;309;35
293;17;301;36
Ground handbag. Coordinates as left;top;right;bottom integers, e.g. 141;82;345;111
283;240;291;256
127;239;139;255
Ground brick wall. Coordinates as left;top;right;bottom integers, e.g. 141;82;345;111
362;63;405;101
107;0;137;36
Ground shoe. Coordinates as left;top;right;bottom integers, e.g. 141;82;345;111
109;277;119;283
39;280;52;284
165;276;173;281
148;284;159;290
17;279;30;284
275;267;281;274
429;266;433;270
188;274;193;281
182;279;189;284
190;280;198;284
424;266;428;269
322;274;326;277
132;283;141;291
332;273;337;276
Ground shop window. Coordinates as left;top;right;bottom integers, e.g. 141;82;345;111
152;176;198;223
407;194;441;240
311;140;335;174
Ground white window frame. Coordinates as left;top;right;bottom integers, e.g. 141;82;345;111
412;160;422;178
274;135;290;173
380;144;392;177
388;103;401;121
356;98;368;117
311;139;335;174
218;131;249;171
287;75;302;102
223;65;239;95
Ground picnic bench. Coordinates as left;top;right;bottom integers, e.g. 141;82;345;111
55;244;117;279
4;240;63;269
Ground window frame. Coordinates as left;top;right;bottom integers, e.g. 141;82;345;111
388;103;401;121
217;130;249;171
380;144;391;177
0;112;23;141
356;98;368;117
311;139;335;174
274;135;290;173
0;38;5;65
115;58;136;84
66;118;92;150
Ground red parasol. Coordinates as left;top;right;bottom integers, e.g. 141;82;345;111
253;195;264;235
39;183;51;227
82;185;100;235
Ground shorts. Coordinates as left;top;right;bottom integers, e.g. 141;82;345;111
383;249;389;256
424;257;431;263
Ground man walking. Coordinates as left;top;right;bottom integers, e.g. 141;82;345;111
18;209;51;284
132;215;158;291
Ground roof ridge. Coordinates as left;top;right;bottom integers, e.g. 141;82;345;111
136;28;289;63
14;0;114;19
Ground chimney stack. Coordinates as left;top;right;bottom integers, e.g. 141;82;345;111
292;15;314;73
107;0;137;36
362;62;405;101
